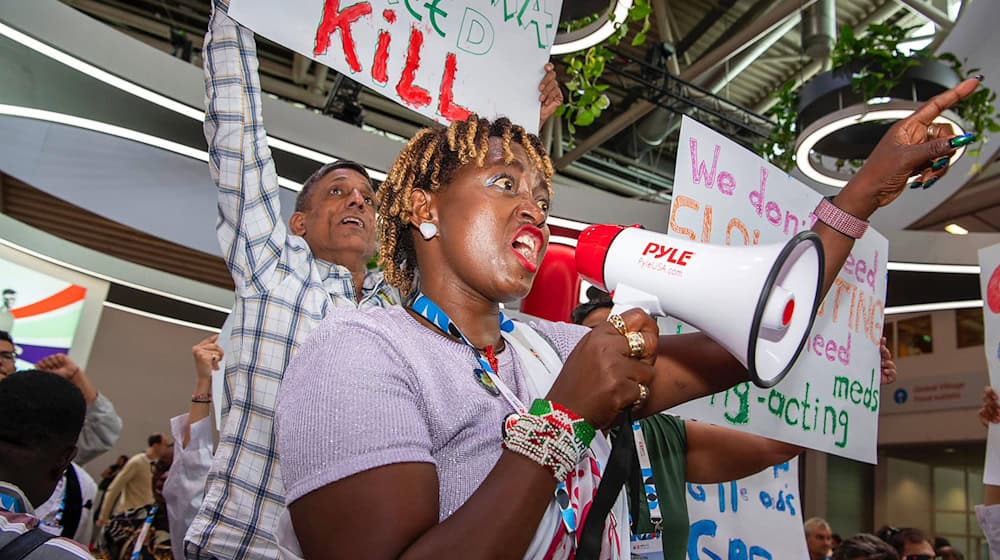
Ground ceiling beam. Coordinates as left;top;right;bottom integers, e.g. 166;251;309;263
751;0;906;114
553;0;816;170
895;0;954;31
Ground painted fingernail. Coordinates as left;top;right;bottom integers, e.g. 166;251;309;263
932;157;950;171
923;177;939;189
976;74;985;81
949;133;977;148
908;181;923;189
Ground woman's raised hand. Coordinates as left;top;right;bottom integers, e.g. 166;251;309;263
839;77;981;217
547;308;659;429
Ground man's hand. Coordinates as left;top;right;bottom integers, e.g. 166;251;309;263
193;335;224;381
981;386;1000;427
538;63;563;130
36;353;98;403
880;337;897;385
36;353;81;380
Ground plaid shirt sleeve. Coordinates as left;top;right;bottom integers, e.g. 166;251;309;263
203;2;288;295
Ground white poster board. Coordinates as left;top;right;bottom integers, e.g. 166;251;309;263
667;117;888;463
685;458;807;559
979;243;1000;484
228;0;561;133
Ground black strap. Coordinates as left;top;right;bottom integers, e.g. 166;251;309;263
576;411;636;560
60;467;83;539
0;528;55;560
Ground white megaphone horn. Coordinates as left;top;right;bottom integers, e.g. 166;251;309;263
575;225;825;388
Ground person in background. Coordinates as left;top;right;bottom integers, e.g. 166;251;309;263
99;456;129;492
833;534;898;560
976;386;1000;555
34;463;98;547
806;517;835;560
30;347;123;466
834;533;844;552
936;544;963;560
571;295;805;558
0;289;15;333
94;455;128;530
879;527;937;559
162;335;220;557
569;292;897;559
103;458;174;560
0;339;120;545
97;434;172;527
0;370;91;559
187;2;565;557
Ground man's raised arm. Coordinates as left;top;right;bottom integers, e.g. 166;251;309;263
204;1;287;294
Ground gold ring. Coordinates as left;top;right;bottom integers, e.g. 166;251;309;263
607;313;627;336
633;383;649;408
626;331;645;359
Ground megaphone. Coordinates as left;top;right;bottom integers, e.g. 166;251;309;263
575;225;825;388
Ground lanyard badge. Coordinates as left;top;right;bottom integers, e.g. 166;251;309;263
409;292;583;534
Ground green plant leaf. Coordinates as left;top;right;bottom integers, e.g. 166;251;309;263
574;109;596;126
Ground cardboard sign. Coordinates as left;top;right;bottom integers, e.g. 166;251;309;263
685;458;807;559
667;117;888;463
228;0;562;133
979;244;1000;484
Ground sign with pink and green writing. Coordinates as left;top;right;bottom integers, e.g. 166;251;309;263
667;117;888;464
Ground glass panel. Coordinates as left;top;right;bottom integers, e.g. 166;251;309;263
898;315;933;356
935;466;967;510
971;513;984;536
969;470;984;508
936;512;967;534
956;307;985;348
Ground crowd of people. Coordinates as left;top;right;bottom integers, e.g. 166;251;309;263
800;517;968;560
0;1;994;559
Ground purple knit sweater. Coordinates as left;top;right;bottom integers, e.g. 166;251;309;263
276;304;589;519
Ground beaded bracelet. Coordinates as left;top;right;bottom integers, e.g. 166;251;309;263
528;399;596;453
191;392;212;403
501;399;596;480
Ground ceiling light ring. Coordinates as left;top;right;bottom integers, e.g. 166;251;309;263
794;100;967;188
792;58;968;188
551;0;634;55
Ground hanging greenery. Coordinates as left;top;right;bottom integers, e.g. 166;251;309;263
757;23;999;174
555;0;652;142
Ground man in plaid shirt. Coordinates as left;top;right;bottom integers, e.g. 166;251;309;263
184;3;399;558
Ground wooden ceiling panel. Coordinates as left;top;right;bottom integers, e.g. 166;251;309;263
0;173;234;290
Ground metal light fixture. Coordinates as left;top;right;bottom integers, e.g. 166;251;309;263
551;0;633;55
795;101;966;187
793;59;968;188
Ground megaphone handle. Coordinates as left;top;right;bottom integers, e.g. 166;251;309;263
610;283;664;319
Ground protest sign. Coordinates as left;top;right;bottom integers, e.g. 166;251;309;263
684;458;807;559
978;244;1000;484
667;117;888;463
228;0;561;133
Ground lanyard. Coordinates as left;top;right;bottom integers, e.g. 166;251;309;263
410;292;526;413
410;292;584;533
631;421;662;529
130;505;158;560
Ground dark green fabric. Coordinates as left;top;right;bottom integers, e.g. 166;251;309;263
627;414;689;560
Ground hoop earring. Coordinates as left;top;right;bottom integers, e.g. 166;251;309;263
419;222;438;240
